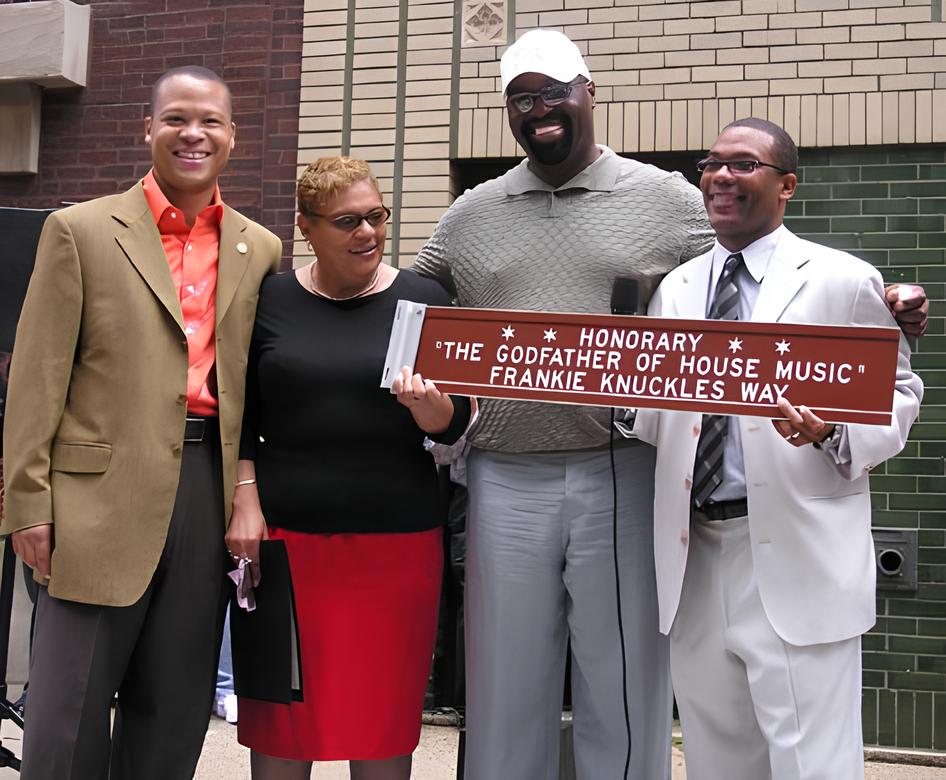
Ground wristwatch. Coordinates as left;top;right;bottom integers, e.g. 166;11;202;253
814;423;844;451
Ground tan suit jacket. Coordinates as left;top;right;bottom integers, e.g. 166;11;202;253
1;182;281;606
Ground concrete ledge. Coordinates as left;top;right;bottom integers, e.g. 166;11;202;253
865;747;946;768
422;708;577;728
0;0;91;88
422;708;463;727
0;0;90;174
0;85;41;175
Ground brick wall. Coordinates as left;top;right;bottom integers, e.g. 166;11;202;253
298;1;946;266
785;145;946;750
464;0;946;153
296;0;458;265
0;0;304;266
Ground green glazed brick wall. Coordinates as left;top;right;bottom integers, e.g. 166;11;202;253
785;145;946;751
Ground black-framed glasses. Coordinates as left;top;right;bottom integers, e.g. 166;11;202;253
506;77;587;114
303;205;391;232
696;158;793;175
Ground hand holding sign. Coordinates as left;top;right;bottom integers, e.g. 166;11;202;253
885;283;927;338
392;365;455;435
772;396;835;447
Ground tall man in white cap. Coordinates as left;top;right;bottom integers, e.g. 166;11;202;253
413;29;712;778
413;31;928;780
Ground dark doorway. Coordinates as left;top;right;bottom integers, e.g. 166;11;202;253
451;151;702;197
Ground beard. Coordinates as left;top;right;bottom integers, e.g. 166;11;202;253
522;114;573;167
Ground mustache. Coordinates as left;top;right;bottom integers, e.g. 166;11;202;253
523;112;570;134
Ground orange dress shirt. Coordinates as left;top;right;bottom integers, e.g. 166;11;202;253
142;169;223;417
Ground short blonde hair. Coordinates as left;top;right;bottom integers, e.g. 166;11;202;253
297;157;381;215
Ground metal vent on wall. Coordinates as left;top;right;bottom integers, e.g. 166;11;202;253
873;528;918;592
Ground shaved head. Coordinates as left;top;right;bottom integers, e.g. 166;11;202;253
151;66;232;118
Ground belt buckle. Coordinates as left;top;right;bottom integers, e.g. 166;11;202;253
184;417;205;443
697;498;746;522
701;502;721;521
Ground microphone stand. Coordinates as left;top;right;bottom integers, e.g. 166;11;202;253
0;539;24;770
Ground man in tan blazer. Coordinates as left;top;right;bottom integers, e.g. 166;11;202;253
1;66;281;779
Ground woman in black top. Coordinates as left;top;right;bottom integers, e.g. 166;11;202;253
227;157;469;780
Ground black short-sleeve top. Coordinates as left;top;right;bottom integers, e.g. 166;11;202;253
240;269;469;535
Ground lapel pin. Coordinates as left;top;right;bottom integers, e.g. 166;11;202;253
236;241;248;254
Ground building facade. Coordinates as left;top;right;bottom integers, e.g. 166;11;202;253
298;0;946;752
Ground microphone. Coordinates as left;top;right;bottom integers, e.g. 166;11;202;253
610;276;640;440
610;276;641;316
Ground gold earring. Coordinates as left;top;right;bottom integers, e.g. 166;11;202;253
305;239;312;252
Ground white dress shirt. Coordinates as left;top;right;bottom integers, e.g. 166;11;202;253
707;225;849;502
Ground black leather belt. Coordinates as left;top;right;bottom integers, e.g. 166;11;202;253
697;498;748;522
184;416;217;443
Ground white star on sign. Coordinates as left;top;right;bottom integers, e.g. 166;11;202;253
775;339;791;355
501;326;515;341
728;338;743;353
544;329;558;342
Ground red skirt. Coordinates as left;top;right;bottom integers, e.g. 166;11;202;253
237;526;443;761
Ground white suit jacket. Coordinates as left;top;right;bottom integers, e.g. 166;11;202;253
634;228;922;647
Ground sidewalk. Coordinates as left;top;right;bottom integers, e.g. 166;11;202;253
192;717;946;779
0;716;942;777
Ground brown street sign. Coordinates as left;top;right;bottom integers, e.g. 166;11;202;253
381;302;902;425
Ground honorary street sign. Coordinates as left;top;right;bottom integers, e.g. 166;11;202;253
381;302;902;425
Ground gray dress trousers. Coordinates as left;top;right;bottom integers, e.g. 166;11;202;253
464;441;671;780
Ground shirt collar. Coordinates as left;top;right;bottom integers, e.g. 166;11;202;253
141;168;224;233
711;224;786;286
504;145;622;196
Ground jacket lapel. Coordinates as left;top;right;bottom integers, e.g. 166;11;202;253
112;185;184;333
751;229;811;323
672;251;714;319
216;205;251;326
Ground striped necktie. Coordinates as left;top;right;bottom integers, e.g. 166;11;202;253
692;252;743;507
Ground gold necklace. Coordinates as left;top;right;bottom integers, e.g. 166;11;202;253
308;261;382;301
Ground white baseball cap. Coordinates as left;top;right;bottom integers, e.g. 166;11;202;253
500;29;592;95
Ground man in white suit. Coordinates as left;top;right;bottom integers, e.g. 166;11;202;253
633;118;923;780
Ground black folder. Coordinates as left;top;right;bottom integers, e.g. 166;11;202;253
229;539;304;703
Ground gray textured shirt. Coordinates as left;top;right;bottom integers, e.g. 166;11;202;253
413;146;714;453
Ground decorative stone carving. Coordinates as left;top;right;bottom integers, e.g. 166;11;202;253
462;1;506;47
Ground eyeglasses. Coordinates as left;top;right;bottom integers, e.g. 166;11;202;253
303;205;391;232
696;158;793;175
506;77;587;114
